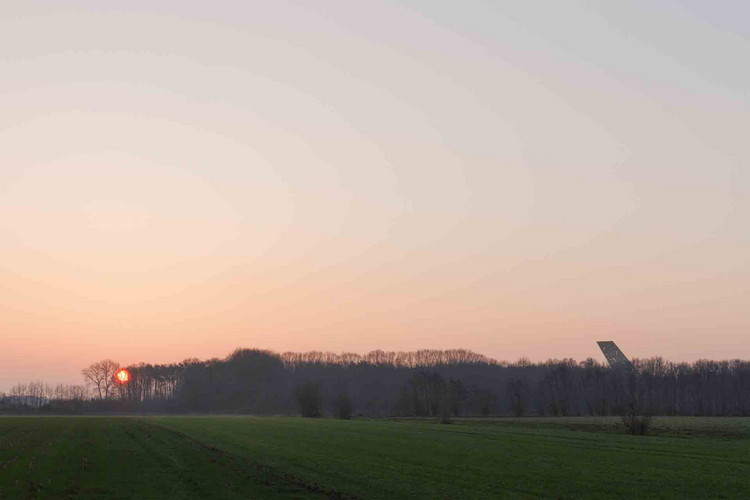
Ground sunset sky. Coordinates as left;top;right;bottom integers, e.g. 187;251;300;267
1;1;748;390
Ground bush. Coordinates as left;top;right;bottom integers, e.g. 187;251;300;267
621;414;653;435
621;400;653;435
439;410;452;425
294;382;322;418
333;393;353;420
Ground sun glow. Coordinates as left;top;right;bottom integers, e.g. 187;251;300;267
116;369;130;384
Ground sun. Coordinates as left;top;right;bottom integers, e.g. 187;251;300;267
115;369;130;384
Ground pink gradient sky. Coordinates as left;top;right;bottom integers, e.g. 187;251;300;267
1;1;749;390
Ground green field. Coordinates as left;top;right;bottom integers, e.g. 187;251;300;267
1;416;749;499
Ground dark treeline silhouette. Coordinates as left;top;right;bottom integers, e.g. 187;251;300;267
3;348;749;417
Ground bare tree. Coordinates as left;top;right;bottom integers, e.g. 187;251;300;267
82;360;120;399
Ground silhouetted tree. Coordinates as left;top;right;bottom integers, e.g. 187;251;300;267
82;360;119;400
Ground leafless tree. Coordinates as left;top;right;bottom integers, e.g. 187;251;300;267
82;360;120;399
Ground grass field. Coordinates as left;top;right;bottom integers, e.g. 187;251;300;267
1;416;749;499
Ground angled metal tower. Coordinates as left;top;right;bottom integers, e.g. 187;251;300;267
597;341;636;372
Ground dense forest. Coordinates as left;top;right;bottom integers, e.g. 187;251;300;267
2;348;749;417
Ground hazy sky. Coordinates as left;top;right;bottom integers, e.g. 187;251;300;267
1;1;748;389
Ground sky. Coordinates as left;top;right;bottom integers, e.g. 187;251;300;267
1;0;748;390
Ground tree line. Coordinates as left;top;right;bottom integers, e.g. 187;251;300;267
0;381;88;412
2;348;749;417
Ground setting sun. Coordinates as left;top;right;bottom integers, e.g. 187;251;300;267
115;369;130;384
